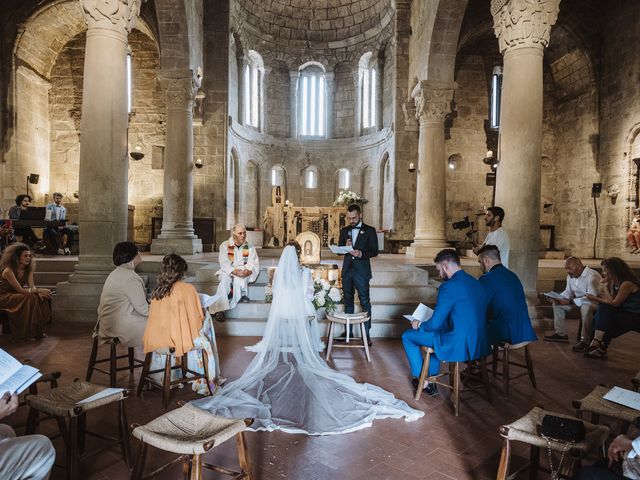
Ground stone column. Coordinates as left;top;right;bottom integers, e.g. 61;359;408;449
54;0;140;323
237;55;246;125
325;71;335;139
491;0;559;294
353;70;362;137
151;73;203;255
289;71;299;138
406;81;455;258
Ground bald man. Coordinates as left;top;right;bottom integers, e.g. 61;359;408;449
211;224;260;314
544;257;603;352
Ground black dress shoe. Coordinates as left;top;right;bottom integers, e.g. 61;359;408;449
367;338;372;347
239;295;251;303
411;377;438;396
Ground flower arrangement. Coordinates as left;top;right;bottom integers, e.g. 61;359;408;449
312;279;343;313
264;285;273;303
332;189;369;207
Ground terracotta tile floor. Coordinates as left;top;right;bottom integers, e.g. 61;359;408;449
1;323;638;480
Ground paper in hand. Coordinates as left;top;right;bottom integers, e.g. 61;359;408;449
329;245;353;255
543;291;565;301
198;293;222;309
573;297;590;307
403;303;434;323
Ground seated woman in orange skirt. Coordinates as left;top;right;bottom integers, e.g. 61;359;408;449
143;254;217;394
0;243;52;340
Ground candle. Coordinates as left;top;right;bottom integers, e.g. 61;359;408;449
486;150;493;158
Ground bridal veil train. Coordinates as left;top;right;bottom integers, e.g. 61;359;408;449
192;245;423;435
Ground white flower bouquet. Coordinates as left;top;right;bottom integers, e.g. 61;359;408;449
265;285;273;303
312;280;343;313
332;189;369;207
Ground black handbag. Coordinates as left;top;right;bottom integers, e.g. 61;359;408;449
540;414;586;443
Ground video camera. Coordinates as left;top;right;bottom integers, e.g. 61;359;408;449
452;216;472;230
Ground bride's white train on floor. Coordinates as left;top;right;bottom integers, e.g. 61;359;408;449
192;246;423;435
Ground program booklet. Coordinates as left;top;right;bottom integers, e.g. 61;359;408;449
0;348;42;398
403;303;434;324
603;386;640;411
328;245;353;255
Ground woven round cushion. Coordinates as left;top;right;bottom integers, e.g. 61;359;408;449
26;380;126;417
132;404;247;455
502;406;609;457
326;313;369;325
575;385;640;425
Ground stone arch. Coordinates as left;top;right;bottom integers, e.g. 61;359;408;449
270;164;287;201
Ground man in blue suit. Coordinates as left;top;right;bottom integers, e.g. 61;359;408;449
402;249;490;395
477;245;537;345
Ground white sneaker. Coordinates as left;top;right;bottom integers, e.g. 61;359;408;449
64;248;71;255
57;249;64;255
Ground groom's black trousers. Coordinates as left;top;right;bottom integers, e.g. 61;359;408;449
342;271;372;336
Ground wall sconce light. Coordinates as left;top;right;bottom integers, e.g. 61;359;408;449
194;158;204;169
408;162;416;173
607;183;620;204
73;191;79;199
448;158;457;170
129;145;144;161
26;173;39;196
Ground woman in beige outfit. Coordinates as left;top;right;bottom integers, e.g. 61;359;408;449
96;242;148;347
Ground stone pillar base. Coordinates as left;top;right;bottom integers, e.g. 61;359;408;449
151;237;203;255
405;241;450;259
53;281;107;324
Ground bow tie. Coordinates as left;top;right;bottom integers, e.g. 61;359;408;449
352;226;361;230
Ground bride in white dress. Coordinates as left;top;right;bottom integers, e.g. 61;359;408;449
191;245;423;435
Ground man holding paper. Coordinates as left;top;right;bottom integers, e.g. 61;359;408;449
543;256;602;352
402;249;489;396
0;366;56;480
337;203;378;344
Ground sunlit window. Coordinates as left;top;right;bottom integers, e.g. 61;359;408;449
244;50;263;129
299;65;326;137
490;65;503;129
337;168;350;190
126;51;132;114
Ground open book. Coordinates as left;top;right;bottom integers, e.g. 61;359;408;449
403;303;434;324
0;348;42;398
328;245;353;255
603;386;640;411
543;291;566;301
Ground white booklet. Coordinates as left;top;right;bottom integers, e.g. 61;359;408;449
198;292;222;309
603;386;640;411
403;303;434;323
328;245;353;255
543;291;565;301
0;348;42;398
76;387;125;405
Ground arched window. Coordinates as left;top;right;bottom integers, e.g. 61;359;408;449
126;49;133;115
490;65;503;129
304;166;318;189
359;52;377;129
337;168;350;190
243;50;263;129
298;64;326;137
271;165;286;187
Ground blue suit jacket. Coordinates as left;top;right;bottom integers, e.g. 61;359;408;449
479;264;537;345
421;269;490;362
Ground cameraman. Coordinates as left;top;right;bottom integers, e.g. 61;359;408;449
473;206;510;268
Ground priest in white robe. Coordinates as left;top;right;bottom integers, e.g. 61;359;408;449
211;224;260;314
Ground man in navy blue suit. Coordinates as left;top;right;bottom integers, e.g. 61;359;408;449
402;249;490;395
477;245;537;345
338;203;378;345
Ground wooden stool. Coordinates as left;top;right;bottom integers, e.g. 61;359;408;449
325;313;370;362
633;371;640;392
572;384;640;436
496;406;609;480
414;346;492;416
131;403;253;480
22;370;61;434
137;347;214;410
490;341;537;398
86;334;144;387
25;380;132;480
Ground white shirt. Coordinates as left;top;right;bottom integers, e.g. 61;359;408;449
624;435;640;479
560;266;602;301
351;222;362;245
482;226;510;268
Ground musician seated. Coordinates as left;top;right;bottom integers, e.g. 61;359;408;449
44;192;75;255
8;194;42;250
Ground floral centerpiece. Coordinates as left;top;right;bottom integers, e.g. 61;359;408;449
312;279;343;313
333;189;368;207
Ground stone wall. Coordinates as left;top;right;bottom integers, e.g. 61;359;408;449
333;61;355;138
265;62;290;137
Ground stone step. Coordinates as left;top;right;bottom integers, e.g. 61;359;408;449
34;272;72;285
33;258;76;272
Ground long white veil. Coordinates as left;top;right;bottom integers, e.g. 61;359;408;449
192;245;423;435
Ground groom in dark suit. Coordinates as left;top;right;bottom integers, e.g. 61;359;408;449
338;203;378;345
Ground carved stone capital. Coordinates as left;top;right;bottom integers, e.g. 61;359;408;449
159;76;198;110
411;81;455;126
491;0;560;53
80;0;141;33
